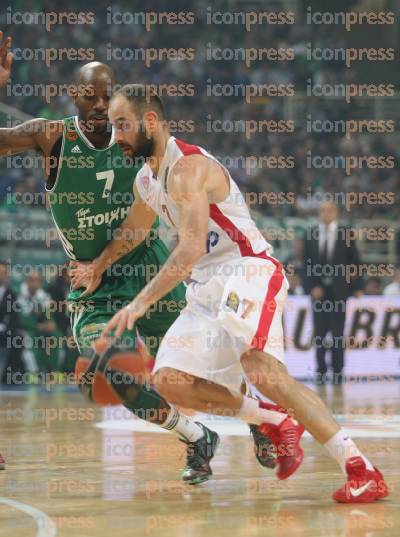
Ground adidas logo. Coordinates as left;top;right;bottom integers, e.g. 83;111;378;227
71;145;82;154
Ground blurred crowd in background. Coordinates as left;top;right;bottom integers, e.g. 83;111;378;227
1;0;399;219
0;0;399;380
0;261;76;383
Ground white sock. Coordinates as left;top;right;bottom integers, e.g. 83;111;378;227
324;429;374;474
160;406;204;442
237;396;286;426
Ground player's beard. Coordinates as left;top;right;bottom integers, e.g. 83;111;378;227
133;131;155;159
119;131;155;161
131;119;156;159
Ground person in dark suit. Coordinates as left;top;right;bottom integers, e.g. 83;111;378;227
303;202;364;384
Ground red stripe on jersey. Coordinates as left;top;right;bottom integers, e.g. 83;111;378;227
210;203;255;257
251;265;284;350
209;203;280;268
175;138;202;156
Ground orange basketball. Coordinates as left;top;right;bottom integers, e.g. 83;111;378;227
75;337;149;406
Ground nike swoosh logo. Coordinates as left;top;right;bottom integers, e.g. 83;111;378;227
349;480;373;497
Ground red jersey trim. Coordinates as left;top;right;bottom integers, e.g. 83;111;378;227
209;203;280;267
209;203;284;351
175;138;202;156
251;266;284;350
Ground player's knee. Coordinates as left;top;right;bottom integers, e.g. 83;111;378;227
240;350;265;378
153;367;194;407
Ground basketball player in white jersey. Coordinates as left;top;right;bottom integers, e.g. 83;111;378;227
71;85;388;503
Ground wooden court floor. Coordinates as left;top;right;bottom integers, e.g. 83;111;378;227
0;381;399;537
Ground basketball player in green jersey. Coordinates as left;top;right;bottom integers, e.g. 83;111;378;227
0;32;226;484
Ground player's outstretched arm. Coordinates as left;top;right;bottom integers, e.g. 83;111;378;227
101;155;210;337
0;117;58;156
0;32;62;157
70;183;158;295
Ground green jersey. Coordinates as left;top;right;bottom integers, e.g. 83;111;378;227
43;118;185;369
47;116;159;303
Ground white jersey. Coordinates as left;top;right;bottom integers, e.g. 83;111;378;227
135;136;274;282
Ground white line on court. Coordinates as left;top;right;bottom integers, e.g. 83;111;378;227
0;498;56;537
95;413;400;438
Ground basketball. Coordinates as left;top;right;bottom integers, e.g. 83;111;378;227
75;337;148;406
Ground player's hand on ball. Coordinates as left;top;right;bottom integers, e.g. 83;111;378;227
101;299;148;338
0;32;13;87
69;260;102;296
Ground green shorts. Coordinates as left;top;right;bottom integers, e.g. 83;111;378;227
69;239;186;357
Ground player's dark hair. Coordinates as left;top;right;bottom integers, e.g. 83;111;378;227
113;84;165;120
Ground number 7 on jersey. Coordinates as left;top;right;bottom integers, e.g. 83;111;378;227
96;170;115;198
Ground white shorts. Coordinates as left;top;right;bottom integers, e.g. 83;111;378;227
153;256;289;395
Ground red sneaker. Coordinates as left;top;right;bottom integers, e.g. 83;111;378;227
249;401;288;470
259;416;305;480
333;457;389;503
0;453;5;470
258;400;287;415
